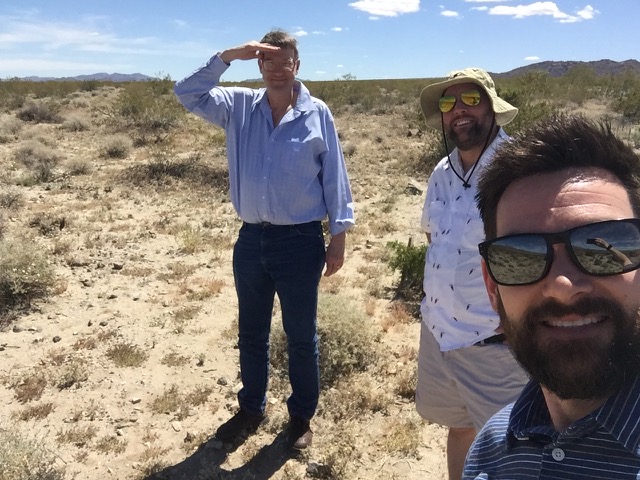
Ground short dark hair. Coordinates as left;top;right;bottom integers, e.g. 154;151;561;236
477;114;640;239
260;29;298;59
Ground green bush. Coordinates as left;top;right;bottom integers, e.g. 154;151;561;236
106;80;183;145
270;293;381;388
386;240;427;302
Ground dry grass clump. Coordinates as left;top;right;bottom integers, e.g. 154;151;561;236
320;372;394;422
10;372;48;403
65;158;93;176
12;402;56;421
0;426;66;480
105;342;149;367
100;134;133;158
56;425;98;447
150;384;213;420
60;114;91;132
377;417;422;456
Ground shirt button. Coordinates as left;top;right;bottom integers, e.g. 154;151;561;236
551;448;565;461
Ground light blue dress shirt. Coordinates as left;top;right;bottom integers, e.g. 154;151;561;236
173;55;354;236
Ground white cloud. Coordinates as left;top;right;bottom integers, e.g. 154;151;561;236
488;2;598;23
312;31;325;35
464;0;509;2
331;27;343;32
576;5;598;20
349;0;420;17
293;29;308;37
471;6;489;11
315;70;326;75
441;10;460;17
337;64;344;68
524;55;540;61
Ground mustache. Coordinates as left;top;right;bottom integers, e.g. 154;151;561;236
524;297;626;324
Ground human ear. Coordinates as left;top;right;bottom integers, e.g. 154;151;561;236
482;259;500;313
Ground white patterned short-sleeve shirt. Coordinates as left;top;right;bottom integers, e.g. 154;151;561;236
421;129;509;351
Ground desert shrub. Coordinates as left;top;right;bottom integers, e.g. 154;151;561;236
270;293;381;388
121;152;229;192
0;189;24;210
28;212;68;237
412;129;449;176
100;134;132;158
0;116;24;143
105;79;183;145
16;100;62;124
386;239;427;303
0;238;57;311
60;114;91;132
0;426;66;480
65;159;93;176
14;141;61;183
614;88;640;122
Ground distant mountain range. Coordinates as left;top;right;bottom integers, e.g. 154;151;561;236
12;59;640;82
494;59;640;78
19;72;153;82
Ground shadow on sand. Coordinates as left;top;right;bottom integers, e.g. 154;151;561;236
143;431;296;480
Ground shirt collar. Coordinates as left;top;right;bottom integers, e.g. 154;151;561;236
506;375;640;457
254;80;317;114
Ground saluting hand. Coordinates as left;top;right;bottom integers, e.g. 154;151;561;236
219;41;280;64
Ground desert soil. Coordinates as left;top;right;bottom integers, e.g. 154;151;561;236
0;89;452;480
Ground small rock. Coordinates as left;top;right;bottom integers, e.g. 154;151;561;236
112;262;124;271
52;336;62;343
172;421;182;432
130;397;142;404
12;325;23;333
217;377;228;386
99;320;108;327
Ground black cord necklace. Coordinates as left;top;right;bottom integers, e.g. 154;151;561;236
440;116;496;189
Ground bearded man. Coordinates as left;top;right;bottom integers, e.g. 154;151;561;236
465;114;640;479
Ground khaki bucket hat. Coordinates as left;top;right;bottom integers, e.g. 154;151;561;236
420;67;518;131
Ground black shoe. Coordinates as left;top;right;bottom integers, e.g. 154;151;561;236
287;416;313;450
215;409;267;443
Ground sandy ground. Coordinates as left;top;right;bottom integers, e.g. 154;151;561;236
0;94;452;480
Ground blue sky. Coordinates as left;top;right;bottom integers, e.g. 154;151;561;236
0;1;635;82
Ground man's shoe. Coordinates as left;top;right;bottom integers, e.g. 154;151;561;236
215;409;267;443
288;416;313;450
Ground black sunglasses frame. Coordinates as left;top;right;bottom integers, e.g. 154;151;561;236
478;218;640;286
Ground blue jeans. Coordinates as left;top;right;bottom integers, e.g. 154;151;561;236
233;221;325;420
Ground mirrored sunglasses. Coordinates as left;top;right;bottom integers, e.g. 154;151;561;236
478;219;640;286
261;59;296;72
438;90;482;113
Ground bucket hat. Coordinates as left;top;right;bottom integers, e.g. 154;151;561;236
420;67;518;130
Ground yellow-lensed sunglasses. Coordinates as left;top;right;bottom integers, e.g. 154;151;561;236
438;90;482;113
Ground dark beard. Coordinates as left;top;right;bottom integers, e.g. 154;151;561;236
449;121;488;151
498;296;640;400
